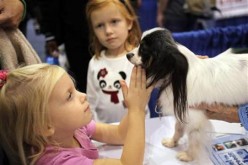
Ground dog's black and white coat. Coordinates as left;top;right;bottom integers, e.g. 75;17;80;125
127;27;248;162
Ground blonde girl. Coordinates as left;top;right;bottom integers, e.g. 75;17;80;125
0;63;153;165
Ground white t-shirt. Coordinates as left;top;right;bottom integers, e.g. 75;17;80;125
87;50;149;123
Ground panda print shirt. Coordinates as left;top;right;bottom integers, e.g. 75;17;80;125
87;50;150;123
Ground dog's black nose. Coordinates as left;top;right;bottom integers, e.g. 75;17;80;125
126;53;134;60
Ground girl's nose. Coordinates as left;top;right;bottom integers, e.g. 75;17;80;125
79;92;87;103
105;24;113;34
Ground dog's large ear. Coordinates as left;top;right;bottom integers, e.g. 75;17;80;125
139;30;167;62
141;29;189;122
140;28;184;74
141;29;176;55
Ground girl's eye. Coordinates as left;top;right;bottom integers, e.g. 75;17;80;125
95;23;103;29
112;19;119;24
67;92;72;100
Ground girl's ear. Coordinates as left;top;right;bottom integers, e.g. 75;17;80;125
127;20;133;31
42;126;55;137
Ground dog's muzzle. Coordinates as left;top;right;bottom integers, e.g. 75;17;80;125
126;53;134;61
126;52;142;66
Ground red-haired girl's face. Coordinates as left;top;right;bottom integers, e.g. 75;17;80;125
91;3;132;56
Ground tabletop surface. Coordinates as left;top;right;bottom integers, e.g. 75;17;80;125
94;116;245;165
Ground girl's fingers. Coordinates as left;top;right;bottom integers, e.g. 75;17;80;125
147;84;155;96
136;66;142;88
129;66;137;88
129;66;152;93
135;66;146;89
141;68;146;89
120;80;128;100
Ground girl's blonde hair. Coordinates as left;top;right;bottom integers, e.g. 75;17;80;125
0;64;65;165
86;0;142;59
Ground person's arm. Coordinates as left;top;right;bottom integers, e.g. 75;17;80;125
203;104;240;123
0;0;25;29
193;56;248;126
157;0;169;27
204;104;248;131
193;103;248;126
92;66;153;165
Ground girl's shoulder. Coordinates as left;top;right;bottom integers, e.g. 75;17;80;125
90;51;131;63
77;120;96;137
89;51;106;63
36;147;96;165
36;121;98;165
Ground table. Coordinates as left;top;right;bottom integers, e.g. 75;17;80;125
94;116;245;165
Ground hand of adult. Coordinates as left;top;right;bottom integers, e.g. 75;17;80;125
192;103;240;123
0;0;24;29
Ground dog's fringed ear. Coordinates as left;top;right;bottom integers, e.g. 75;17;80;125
141;29;190;122
171;51;189;122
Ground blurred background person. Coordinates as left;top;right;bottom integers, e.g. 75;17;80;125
157;0;198;32
18;0;42;36
37;0;90;92
137;0;157;32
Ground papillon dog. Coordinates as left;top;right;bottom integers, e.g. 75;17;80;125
126;27;248;162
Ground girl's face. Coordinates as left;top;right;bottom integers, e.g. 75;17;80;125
91;4;132;55
48;73;92;135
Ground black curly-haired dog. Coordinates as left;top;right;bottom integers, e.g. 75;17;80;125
126;27;248;162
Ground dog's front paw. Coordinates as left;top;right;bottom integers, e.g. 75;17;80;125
176;151;193;162
161;138;176;148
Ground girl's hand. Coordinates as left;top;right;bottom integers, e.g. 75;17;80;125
121;66;153;112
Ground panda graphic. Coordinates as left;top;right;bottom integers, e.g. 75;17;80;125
97;68;126;104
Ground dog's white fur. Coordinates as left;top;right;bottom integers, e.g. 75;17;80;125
127;28;248;162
